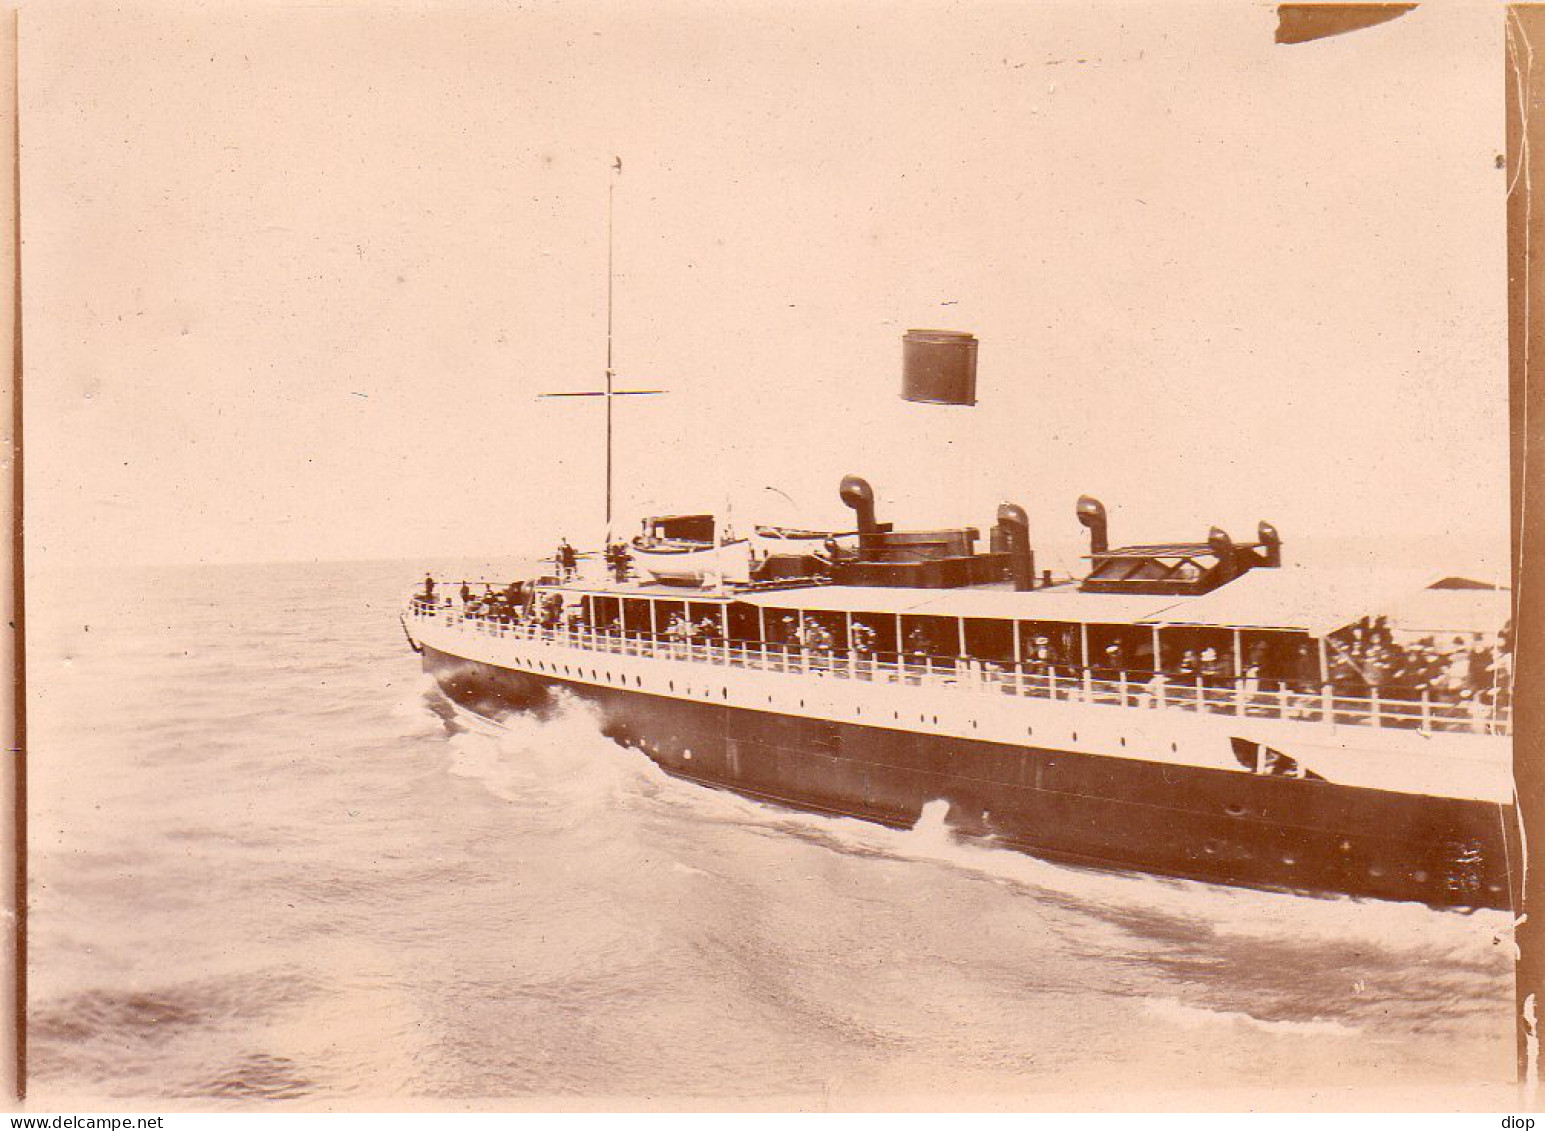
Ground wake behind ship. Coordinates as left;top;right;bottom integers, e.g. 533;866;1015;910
402;331;1519;911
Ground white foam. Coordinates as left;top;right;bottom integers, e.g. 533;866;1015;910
1142;997;1359;1039
385;671;449;739
440;692;681;818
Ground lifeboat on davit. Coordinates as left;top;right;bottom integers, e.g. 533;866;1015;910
630;513;752;586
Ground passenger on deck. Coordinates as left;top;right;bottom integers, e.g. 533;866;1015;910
606;542;629;582
1246;641;1270;689
459;581;472;606
422;574;436;605
1242;663;1262;704
1443;641;1470;700
1087;643;1124;701
850;623;877;655
1200;646;1229;709
1174;649;1200;707
1291;642;1319;694
1200;646;1227;682
1466;643;1493;697
556;539;578;580
1363;643;1392;697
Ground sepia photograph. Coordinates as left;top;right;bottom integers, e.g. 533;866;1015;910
15;0;1531;1111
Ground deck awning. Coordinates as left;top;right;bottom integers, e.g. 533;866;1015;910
733;566;1478;635
1133;565;1447;635
569;565;1489;636
733;584;1181;624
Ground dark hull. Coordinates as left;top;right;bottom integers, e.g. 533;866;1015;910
422;644;1519;910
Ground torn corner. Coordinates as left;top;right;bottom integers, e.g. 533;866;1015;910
1275;3;1418;45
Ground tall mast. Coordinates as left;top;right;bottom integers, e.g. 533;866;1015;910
606;177;615;540
536;157;665;549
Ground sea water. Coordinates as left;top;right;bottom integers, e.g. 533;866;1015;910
24;560;1516;1104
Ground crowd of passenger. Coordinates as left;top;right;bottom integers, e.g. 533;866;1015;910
1324;615;1510;709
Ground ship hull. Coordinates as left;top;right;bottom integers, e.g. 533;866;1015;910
421;643;1518;910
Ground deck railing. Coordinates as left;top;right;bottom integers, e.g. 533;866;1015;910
408;602;1511;738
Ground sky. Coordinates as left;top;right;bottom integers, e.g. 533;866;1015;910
19;0;1510;573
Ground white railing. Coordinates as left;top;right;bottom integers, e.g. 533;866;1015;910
408;602;1511;737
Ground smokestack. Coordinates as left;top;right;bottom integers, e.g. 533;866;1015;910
1208;526;1237;582
1076;496;1108;556
840;475;879;534
901;330;978;406
996;503;1035;591
1257;521;1281;567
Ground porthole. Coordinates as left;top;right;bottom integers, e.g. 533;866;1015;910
1224;803;1246;818
1412;870;1429;884
1368;865;1385;879
1282;854;1297;866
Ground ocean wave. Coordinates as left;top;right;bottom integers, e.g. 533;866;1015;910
185;1053;316;1102
433;695;1512;968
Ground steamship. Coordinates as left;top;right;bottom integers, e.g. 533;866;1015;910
401;330;1519;910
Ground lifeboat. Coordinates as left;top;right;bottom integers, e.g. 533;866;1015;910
628;537;753;586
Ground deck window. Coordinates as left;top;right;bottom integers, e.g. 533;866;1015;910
1086;624;1157;673
1155;626;1232;677
900;614;959;661
763;608;801;647
654;600;688;637
1017;621;1080;668
687;601;725;640
591;596;622;632
621;598;652;635
726;602;762;642
963;618;1014;663
851;612;898;654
